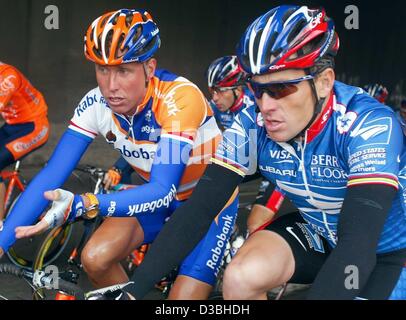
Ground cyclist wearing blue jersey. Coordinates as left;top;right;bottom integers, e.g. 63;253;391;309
207;55;252;130
3;9;239;300
105;5;405;300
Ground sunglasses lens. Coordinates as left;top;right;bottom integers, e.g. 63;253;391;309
247;82;263;99
249;82;299;99
209;87;219;95
270;84;299;99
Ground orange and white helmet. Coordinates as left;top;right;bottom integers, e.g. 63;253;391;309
84;9;161;65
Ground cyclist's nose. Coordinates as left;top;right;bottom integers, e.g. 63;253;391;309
107;72;119;92
259;92;279;113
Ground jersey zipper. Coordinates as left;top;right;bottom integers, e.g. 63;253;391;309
297;133;337;245
116;113;135;141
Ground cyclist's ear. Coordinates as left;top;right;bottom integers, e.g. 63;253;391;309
314;68;335;99
144;58;157;82
234;86;244;96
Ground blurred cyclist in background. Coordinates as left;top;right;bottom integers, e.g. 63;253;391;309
364;83;389;103
0;62;49;227
207;55;252;130
395;99;406;136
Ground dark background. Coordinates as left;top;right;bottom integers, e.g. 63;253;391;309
0;0;405;124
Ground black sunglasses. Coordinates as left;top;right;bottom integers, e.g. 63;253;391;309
247;74;315;99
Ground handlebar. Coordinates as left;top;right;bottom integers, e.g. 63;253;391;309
0;263;85;299
74;165;106;178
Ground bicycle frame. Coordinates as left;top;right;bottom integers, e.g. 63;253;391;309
0;161;25;211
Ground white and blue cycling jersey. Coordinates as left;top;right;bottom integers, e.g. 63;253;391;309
213;81;406;254
210;88;255;130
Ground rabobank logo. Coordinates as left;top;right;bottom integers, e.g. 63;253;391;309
0;75;16;94
76;94;98;117
126;184;177;215
116;145;155;160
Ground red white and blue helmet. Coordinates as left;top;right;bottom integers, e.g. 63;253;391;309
237;5;339;75
84;9;161;65
206;55;244;88
364;83;389;103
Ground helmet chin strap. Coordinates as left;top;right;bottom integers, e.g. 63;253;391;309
143;62;149;88
291;71;325;142
229;88;244;112
128;62;150;117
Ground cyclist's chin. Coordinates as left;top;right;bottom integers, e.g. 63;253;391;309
265;121;306;142
110;104;132;115
265;124;288;142
216;105;228;112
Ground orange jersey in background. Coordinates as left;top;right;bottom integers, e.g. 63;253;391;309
0;62;48;124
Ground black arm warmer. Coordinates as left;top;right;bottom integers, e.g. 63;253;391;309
241;170;262;183
307;183;397;300
126;163;243;299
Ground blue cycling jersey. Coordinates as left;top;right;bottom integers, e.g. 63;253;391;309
213;81;406;254
210;88;255;130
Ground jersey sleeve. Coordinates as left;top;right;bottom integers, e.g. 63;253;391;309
97;137;192;217
0;130;91;252
346;108;402;189
212;107;258;176
68;88;104;139
0;67;21;110
157;83;209;145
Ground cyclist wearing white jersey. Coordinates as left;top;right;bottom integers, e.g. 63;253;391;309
4;9;239;300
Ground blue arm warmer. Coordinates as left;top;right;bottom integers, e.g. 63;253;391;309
97;138;192;217
0;129;91;252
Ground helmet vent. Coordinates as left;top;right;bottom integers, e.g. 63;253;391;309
287;20;307;45
141;13;149;22
282;7;297;24
125;13;133;27
92;46;102;60
105;30;114;58
116;33;126;58
132;25;143;44
110;12;119;25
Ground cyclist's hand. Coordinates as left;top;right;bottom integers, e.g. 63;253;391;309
103;168;122;190
15;189;78;238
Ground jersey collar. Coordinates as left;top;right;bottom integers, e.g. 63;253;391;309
306;91;335;143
